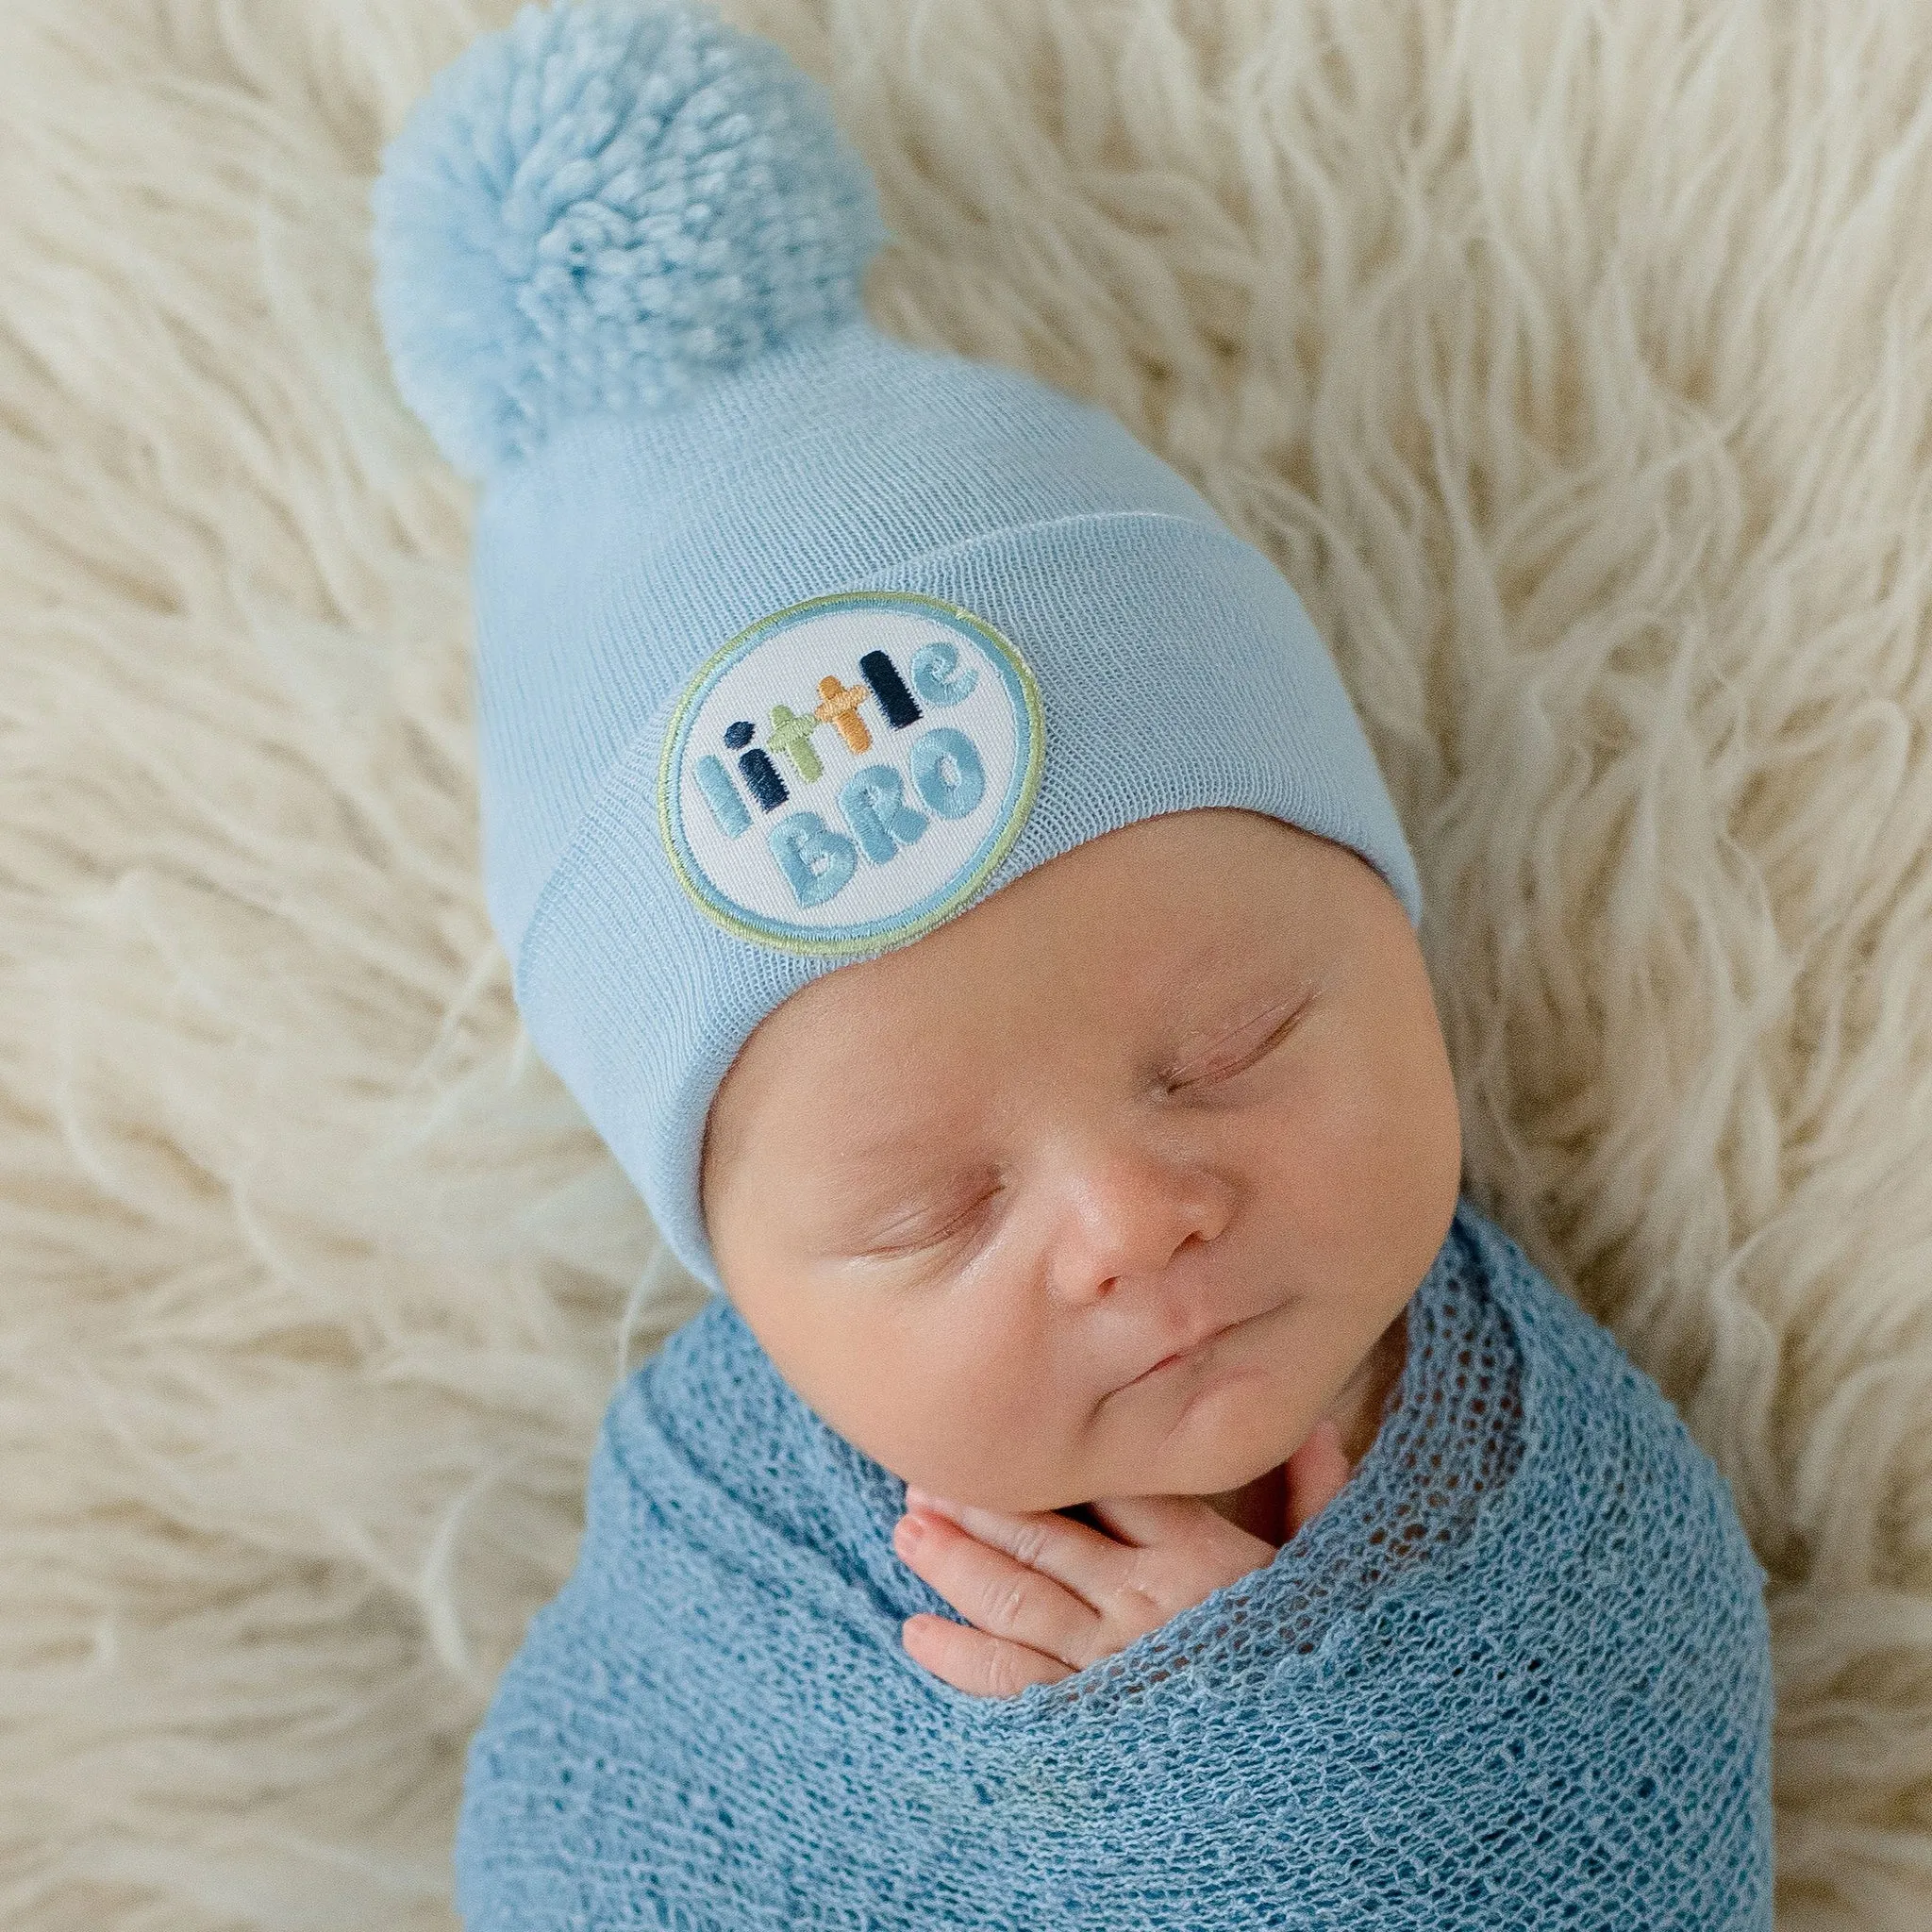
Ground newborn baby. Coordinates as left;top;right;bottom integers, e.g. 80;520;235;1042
370;3;1775;1924
703;807;1454;1700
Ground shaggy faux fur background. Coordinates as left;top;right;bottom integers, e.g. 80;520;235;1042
4;0;1930;1924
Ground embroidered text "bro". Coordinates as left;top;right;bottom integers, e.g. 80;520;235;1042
658;592;1043;956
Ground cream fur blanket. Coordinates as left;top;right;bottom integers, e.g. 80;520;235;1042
3;2;1927;1925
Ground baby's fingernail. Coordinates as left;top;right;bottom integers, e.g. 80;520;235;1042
905;1485;934;1508
893;1512;927;1547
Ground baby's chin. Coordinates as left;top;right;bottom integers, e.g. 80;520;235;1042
947;1377;1310;1518
1118;1379;1313;1500
1074;1318;1329;1497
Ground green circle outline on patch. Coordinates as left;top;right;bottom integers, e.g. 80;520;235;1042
658;591;1044;957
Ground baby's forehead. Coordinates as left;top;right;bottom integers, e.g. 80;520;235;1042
730;849;1307;1105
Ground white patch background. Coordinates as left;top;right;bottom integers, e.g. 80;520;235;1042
674;601;1030;940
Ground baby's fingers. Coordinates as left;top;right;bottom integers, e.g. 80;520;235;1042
900;1613;1071;1699
892;1508;1100;1663
1087;1491;1275;1571
903;1488;1136;1608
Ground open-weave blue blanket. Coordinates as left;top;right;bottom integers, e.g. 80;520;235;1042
455;1202;1774;1927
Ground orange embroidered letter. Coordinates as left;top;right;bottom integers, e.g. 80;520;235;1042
814;674;872;754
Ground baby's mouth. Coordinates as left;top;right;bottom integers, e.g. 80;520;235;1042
1119;1304;1274;1391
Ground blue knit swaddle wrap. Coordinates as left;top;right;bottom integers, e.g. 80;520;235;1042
454;1203;1774;1927
368;0;1423;1293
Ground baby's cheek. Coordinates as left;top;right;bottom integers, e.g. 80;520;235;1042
741;1256;1081;1508
1274;1037;1434;1261
762;1296;1007;1492
888;1323;1074;1507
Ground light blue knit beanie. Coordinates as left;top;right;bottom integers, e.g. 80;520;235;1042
370;0;1423;1292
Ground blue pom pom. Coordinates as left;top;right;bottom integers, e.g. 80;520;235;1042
371;0;889;477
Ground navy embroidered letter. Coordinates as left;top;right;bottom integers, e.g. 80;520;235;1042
859;650;923;729
737;748;790;812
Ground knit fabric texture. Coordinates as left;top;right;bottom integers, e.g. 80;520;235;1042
454;1200;1775;1928
368;0;1424;1293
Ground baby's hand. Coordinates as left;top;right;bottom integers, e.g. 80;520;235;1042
892;1418;1352;1698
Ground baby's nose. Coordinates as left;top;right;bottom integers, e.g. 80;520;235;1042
1044;1139;1235;1306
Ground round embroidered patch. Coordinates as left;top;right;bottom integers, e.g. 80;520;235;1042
658;592;1044;956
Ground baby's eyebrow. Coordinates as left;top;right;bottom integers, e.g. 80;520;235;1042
1141;933;1243;1001
844;1146;986;1205
819;1119;953;1176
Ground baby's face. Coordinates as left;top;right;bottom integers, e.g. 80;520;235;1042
701;808;1462;1513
